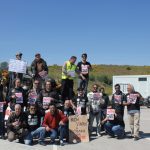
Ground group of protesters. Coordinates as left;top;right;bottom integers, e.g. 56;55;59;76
0;52;144;146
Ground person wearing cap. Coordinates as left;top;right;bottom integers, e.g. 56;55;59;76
31;53;48;86
77;53;92;94
16;52;23;60
9;52;24;88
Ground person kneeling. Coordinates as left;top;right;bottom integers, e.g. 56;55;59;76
7;104;28;143
42;103;68;146
24;104;46;146
101;107;125;139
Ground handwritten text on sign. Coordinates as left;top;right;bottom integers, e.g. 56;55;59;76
9;59;27;74
69;115;89;143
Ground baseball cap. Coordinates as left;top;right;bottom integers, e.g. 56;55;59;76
16;52;22;57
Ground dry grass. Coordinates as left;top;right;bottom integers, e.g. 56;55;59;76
48;64;150;95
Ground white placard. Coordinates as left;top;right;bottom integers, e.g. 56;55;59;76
9;59;27;74
38;70;48;79
43;97;53;106
114;95;122;104
68;70;75;77
107;109;115;120
15;93;23;104
127;94;138;104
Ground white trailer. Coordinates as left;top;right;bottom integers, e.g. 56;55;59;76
113;75;150;99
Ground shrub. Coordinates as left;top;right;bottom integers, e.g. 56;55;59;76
96;75;112;85
89;74;95;81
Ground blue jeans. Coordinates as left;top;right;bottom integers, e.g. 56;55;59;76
78;78;89;94
59;125;67;141
89;111;101;134
104;122;124;138
46;125;67;142
24;127;46;145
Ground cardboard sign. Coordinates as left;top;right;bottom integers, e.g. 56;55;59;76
107;109;115;120
15;93;23;104
69;115;89;143
127;94;138;104
114;95;122;104
0;102;4;112
9;59;27;74
81;65;88;74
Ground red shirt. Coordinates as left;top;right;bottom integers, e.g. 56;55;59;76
42;110;68;129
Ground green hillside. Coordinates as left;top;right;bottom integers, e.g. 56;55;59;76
48;64;150;95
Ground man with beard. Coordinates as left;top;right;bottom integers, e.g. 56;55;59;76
42;103;68;146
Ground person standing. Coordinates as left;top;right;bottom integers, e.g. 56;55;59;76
61;56;81;103
87;84;103;137
36;80;59;116
74;87;88;115
28;79;41;105
31;53;48;88
124;84;143;141
77;53;92;94
9;78;27;111
111;84;126;118
9;52;24;90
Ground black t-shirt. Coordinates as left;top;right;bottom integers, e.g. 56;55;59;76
9;87;27;110
109;112;125;127
111;91;125;112
74;95;88;115
26;112;41;132
77;61;91;79
0;85;4;102
63;107;75;117
125;92;142;111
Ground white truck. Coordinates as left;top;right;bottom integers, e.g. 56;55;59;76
113;75;150;107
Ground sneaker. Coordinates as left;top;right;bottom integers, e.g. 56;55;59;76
38;141;46;146
0;135;5;140
134;137;139;141
97;133;102;137
50;140;55;145
60;140;64;146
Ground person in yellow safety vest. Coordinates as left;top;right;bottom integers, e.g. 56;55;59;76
61;56;84;106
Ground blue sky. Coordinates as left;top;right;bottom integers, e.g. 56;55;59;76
0;0;150;66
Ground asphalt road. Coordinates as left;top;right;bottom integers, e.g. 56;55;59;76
0;107;150;150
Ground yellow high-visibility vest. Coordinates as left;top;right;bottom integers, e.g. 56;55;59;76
62;61;76;80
